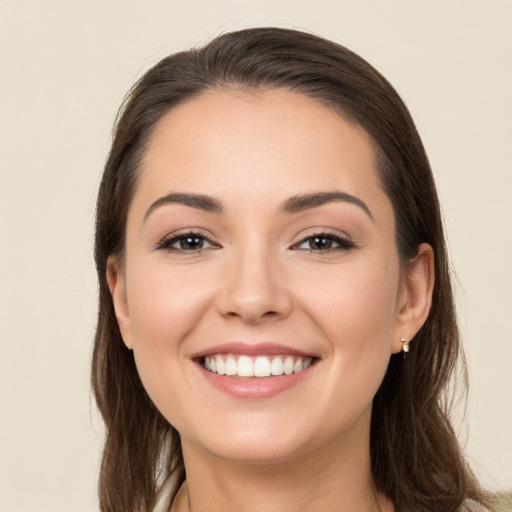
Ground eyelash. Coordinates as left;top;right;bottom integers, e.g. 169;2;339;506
155;231;219;252
155;230;356;253
291;231;356;253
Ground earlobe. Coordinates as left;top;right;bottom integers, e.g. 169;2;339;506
106;256;134;350
392;243;435;354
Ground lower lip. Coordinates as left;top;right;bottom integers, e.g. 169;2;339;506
197;363;315;399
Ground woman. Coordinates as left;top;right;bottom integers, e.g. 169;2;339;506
92;27;492;511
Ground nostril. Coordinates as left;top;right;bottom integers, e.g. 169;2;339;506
225;310;278;318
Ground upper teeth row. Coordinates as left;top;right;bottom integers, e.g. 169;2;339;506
204;355;313;377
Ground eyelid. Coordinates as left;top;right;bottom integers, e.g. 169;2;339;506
154;227;355;252
155;229;221;252
290;229;356;251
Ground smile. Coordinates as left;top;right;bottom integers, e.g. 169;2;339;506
203;354;314;377
193;342;319;398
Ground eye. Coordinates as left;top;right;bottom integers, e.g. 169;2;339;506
292;232;355;252
156;231;219;252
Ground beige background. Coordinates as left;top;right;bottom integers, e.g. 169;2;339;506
1;1;511;510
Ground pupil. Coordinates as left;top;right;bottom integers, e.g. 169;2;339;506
181;236;203;250
312;236;332;250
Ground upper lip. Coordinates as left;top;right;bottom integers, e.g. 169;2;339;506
190;342;319;360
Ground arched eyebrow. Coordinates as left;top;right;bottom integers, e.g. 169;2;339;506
144;192;223;222
279;191;373;219
143;190;372;222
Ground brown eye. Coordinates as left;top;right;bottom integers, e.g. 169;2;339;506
293;233;355;252
156;232;218;252
178;235;205;250
307;236;334;250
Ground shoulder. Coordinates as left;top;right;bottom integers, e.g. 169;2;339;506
463;504;488;511
491;492;512;512
462;497;501;512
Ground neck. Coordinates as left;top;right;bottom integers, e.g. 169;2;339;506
173;420;394;512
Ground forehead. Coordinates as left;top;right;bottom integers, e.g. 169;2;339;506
134;89;388;218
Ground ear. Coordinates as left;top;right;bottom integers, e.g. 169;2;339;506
106;256;134;350
392;243;435;354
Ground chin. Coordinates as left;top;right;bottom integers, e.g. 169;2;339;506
204;436;307;466
177;411;314;465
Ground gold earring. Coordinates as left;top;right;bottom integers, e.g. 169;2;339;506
400;337;409;359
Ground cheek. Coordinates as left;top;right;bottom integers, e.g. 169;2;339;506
293;261;400;434
301;257;400;404
124;261;215;408
301;259;400;349
127;260;214;346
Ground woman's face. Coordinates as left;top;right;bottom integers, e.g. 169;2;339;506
109;89;428;464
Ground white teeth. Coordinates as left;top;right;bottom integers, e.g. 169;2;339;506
225;356;237;375
254;356;271;377
237;355;254;377
216;356;225;375
203;354;314;377
283;356;294;375
270;356;283;376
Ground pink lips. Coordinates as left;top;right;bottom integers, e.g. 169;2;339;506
192;342;318;399
191;342;317;359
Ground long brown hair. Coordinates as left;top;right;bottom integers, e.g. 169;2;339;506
92;27;491;511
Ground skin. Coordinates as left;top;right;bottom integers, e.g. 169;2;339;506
108;89;434;512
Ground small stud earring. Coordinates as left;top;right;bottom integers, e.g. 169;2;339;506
400;337;409;359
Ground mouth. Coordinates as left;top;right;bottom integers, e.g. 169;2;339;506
202;354;315;377
192;343;319;399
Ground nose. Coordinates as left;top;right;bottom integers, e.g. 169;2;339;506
216;245;293;324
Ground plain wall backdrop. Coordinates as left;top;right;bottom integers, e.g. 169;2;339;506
1;1;511;510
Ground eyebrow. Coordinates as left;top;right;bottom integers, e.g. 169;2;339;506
143;190;372;222
279;191;373;219
144;192;223;222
